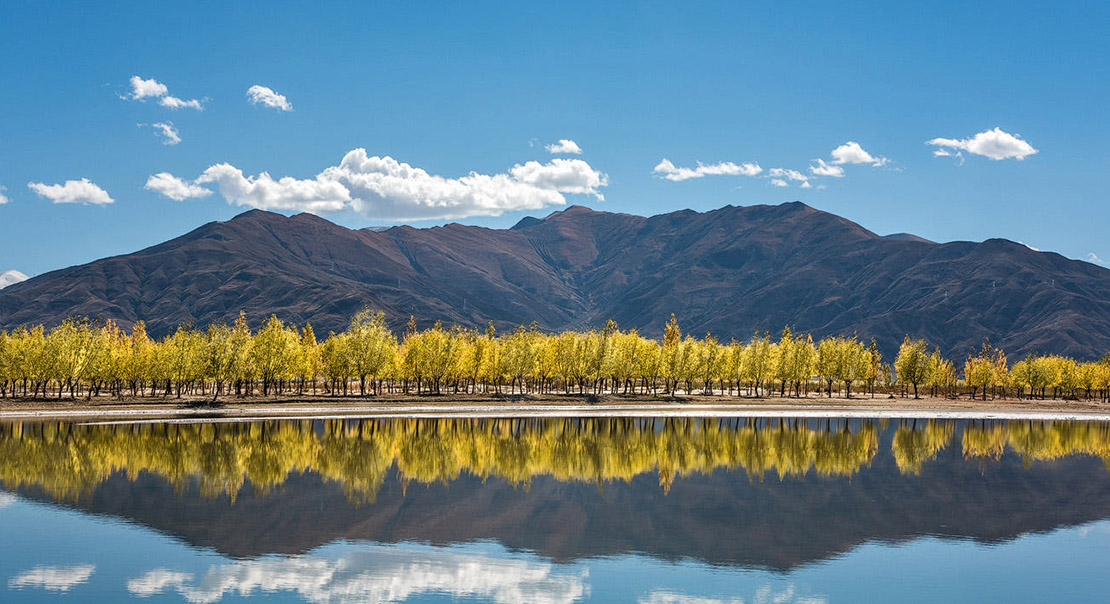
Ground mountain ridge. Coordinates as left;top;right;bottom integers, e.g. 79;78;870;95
1;202;1108;360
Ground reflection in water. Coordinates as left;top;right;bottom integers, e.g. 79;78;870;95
126;547;588;604
0;418;884;501
6;417;1110;603
891;420;956;475
4;418;1110;503
639;586;826;604
8;564;96;592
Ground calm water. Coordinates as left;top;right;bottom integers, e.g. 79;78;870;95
3;417;1110;603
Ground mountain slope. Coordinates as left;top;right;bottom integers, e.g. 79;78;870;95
2;202;1109;359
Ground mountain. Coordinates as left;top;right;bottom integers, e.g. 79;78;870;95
1;202;1109;359
0;270;28;290
883;232;935;244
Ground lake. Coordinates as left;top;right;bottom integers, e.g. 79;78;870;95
3;416;1110;603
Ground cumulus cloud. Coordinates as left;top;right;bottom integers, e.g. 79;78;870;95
0;183;8;204
197;163;351;213
151;149;609;220
509;158;607;197
766;167;810;188
125;75;204;110
829;141;888;166
652;159;762;182
247;85;293;112
545;139;582;154
8;565;95;592
128;76;168;100
140;121;181;145
145;173;213;201
808;159;845;178
160;95;204;110
28;178;113;205
1087;252;1107;266
127;546;587;604
927;127;1037;161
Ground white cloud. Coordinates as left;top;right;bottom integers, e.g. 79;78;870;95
0;183;8;204
145;173;213;201
767;168;810;187
152;149;609;220
800;181;813;189
141;121;181;145
197;163;352;213
0;270;30;289
545;139;582;154
129;75;168;100
830;141;887;166
160;95;204;110
927;127;1037;161
8;565;95;592
653;158;762;182
1087;252;1107;266
247;85;293;112
509;158;607;198
808;159;845;178
933;149;953;157
127;546;588;604
27;178;113;205
125;75;204;110
767;168;808;182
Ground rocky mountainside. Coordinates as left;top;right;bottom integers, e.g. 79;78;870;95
2;202;1108;359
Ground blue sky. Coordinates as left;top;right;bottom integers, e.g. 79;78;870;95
1;1;1108;277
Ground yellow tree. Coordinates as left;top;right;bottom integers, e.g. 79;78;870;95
299;324;321;394
744;331;776;397
894;337;930;399
964;341;1007;401
346;309;397;395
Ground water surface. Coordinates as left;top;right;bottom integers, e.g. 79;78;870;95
3;417;1110;602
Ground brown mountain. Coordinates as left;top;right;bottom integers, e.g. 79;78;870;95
1;202;1108;359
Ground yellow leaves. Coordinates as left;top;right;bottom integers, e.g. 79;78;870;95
0;312;1108;400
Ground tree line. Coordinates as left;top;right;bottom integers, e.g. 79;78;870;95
0;310;1108;401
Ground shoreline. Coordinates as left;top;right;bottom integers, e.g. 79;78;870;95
3;393;1110;423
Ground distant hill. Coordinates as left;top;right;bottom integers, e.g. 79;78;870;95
2;202;1109;359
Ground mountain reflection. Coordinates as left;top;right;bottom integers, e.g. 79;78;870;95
6;417;1110;570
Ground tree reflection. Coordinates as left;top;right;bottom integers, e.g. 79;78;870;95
0;418;879;502
4;418;1110;503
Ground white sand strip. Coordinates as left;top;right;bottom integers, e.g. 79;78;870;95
0;403;1106;424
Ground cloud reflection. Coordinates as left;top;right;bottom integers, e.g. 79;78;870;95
639;585;827;604
128;545;588;604
8;564;96;592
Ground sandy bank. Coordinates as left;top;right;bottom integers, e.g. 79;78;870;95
2;393;1110;423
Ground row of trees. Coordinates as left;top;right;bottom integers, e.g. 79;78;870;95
0;311;1108;401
